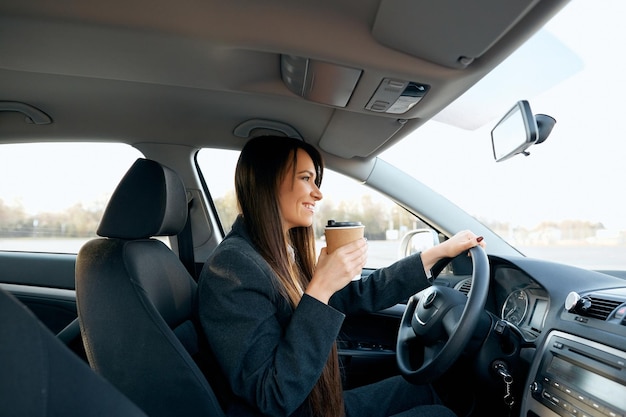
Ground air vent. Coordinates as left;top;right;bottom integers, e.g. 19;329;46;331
455;278;472;295
585;296;623;320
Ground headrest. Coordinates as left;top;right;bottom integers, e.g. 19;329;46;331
97;158;188;239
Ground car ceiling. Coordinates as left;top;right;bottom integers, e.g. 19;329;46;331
0;0;569;160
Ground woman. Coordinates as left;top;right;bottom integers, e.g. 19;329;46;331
197;135;485;417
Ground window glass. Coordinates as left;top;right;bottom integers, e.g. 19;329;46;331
0;143;143;253
197;148;431;268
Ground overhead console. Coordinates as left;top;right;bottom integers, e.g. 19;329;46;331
365;79;430;115
280;55;362;108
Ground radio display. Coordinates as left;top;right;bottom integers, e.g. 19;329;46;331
548;355;626;411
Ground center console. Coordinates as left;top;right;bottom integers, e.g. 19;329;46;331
521;330;626;417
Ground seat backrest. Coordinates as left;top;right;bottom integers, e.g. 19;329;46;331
0;287;148;417
75;158;225;417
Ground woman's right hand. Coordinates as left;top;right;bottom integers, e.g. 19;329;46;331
305;238;368;304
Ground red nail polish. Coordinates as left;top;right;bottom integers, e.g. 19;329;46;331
477;236;484;243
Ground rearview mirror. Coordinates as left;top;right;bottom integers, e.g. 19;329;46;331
491;100;556;162
491;100;538;162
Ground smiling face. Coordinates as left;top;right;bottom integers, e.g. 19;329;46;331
278;148;323;232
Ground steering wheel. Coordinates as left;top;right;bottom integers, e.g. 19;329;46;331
396;246;490;384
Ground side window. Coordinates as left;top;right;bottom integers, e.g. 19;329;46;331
196;149;240;235
0;143;143;254
197;148;432;268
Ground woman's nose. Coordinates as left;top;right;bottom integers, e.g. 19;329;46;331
312;185;323;200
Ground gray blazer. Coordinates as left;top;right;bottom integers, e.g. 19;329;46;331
197;216;431;417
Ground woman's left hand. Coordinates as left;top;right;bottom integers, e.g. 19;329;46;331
420;230;485;274
440;230;485;258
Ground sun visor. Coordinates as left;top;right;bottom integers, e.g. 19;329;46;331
372;0;540;69
318;111;406;159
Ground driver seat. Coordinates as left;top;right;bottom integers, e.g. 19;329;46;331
75;158;225;417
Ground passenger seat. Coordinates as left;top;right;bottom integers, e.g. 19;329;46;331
0;287;147;417
75;158;225;417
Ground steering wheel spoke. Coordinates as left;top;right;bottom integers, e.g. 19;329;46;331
441;304;465;337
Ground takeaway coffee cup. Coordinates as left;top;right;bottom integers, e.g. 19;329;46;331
324;220;365;254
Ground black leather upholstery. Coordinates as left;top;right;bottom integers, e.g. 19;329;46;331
97;158;188;239
76;158;225;417
0;287;147;417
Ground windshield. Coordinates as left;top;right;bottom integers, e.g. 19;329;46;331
380;1;626;271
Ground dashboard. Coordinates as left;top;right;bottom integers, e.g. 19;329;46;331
453;264;550;342
493;267;549;342
448;255;626;417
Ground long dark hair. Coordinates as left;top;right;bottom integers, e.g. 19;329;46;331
235;135;344;417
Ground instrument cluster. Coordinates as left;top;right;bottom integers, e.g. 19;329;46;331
495;267;549;341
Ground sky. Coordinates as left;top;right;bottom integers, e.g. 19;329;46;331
2;1;626;234
379;0;626;232
0;142;142;214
